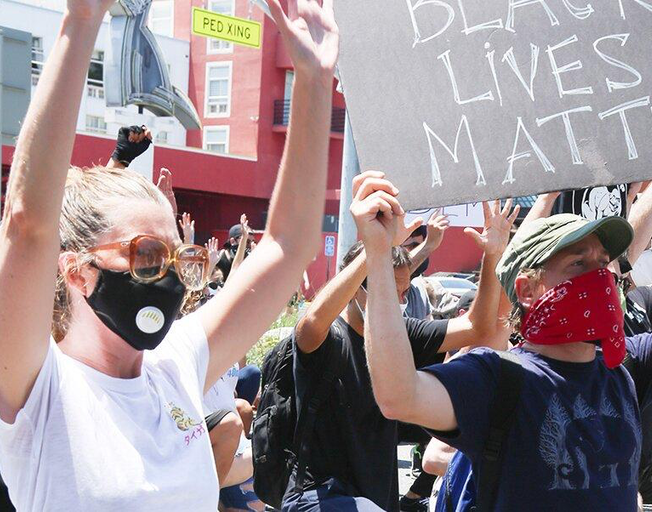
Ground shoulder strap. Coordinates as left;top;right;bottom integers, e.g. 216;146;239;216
291;329;347;495
474;351;524;512
622;352;638;384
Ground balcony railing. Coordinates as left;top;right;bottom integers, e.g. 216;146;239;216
273;99;345;133
87;85;105;99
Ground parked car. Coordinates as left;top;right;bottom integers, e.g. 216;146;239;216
428;276;478;298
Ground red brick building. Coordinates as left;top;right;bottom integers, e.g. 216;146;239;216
1;0;483;296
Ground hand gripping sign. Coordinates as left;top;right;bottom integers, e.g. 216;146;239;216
106;1;201;130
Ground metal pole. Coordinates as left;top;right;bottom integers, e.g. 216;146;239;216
336;112;360;270
253;0;359;269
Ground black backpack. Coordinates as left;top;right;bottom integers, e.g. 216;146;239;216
252;330;344;509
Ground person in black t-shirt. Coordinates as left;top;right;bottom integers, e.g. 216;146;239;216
282;172;514;512
216;214;255;281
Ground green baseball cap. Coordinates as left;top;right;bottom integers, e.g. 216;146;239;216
496;214;634;304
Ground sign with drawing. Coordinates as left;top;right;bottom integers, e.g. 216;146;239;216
334;0;652;210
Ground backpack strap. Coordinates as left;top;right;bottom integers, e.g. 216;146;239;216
474;351;524;512
291;329;347;495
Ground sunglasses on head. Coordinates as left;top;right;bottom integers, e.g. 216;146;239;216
88;235;210;291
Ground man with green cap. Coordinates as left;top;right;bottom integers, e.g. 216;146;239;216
355;173;642;511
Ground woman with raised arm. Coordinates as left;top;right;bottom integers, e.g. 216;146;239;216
0;0;338;509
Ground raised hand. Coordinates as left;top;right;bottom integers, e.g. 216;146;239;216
240;213;251;239
350;171;404;253
156;168;177;216
425;209;450;251
66;0;114;20
179;212;195;245
268;0;339;80
111;125;153;168
464;199;520;257
393;215;423;247
205;237;220;272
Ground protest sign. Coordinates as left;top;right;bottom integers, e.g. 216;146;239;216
334;0;652;210
406;203;485;228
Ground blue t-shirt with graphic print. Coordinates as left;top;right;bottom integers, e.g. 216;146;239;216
423;347;640;511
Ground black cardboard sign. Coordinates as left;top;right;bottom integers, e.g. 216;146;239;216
335;0;652;209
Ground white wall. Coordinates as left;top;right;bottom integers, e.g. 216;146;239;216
0;0;191;149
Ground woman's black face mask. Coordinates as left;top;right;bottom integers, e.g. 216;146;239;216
85;266;186;351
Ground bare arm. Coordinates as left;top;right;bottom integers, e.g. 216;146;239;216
198;0;339;390
422;437;457;476
156;168;178;217
229;214;250;276
295;247;367;354
521;192;560;226
627;183;652;265
349;174;457;431
365;246;457;430
0;2;112;422
408;211;449;274
439;201;519;353
296;194;421;354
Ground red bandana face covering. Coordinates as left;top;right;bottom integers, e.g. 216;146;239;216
520;268;625;369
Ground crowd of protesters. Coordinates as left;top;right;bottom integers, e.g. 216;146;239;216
3;1;652;512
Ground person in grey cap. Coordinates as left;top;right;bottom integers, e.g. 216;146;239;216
355;172;644;511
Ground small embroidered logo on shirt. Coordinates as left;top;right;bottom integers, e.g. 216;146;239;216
167;402;200;431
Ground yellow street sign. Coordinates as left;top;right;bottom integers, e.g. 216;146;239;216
192;7;261;49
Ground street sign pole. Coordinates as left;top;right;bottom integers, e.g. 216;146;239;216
252;0;360;272
336;112;360;270
324;234;336;282
326;256;331;282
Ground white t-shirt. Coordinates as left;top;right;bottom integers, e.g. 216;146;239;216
203;363;239;415
0;313;219;511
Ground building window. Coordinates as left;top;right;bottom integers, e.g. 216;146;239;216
31;37;44;85
284;70;294;102
207;0;234;53
149;0;174;37
87;50;104;89
156;131;169;144
85;115;107;134
205;62;232;117
204;126;229;154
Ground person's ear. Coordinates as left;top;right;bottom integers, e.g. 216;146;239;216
58;252;95;298
514;274;542;311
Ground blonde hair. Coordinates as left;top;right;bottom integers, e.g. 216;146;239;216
506;267;546;332
53;166;169;341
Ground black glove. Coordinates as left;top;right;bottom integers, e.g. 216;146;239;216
111;125;152;167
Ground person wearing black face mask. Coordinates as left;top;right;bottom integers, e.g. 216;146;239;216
400;212;450;321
